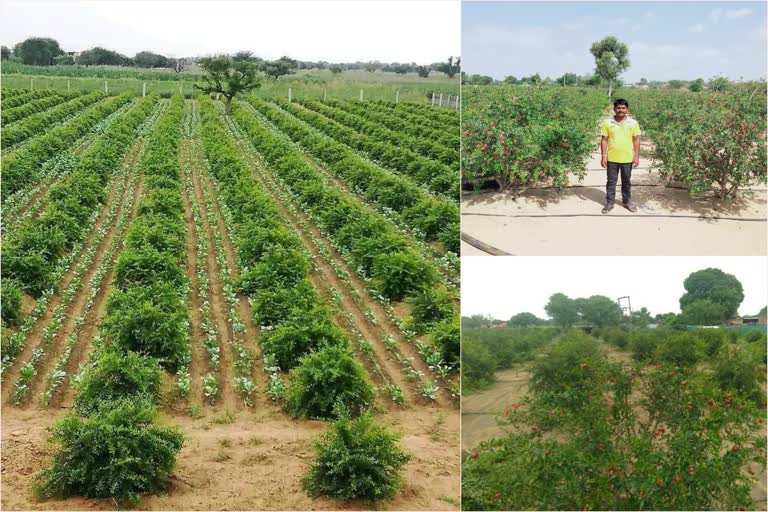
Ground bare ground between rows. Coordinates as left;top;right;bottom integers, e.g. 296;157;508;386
222;111;452;408
182;136;239;411
1;405;459;511
1;142;142;405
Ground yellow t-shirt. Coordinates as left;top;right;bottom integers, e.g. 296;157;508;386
600;116;641;163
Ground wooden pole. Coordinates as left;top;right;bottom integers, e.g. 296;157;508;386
395;90;399;103
359;89;364;101
439;92;443;107
288;87;292;102
143;82;146;97
67;79;71;91
105;80;108;94
431;92;435;106
30;78;34;91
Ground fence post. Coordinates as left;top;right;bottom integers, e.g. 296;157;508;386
288;87;292;102
360;89;364;101
323;88;327;102
455;95;459;111
439;93;443;107
143;82;146;97
431;92;435;106
30;78;34;91
179;82;183;95
67;79;71;91
105;80;108;94
395;90;399;103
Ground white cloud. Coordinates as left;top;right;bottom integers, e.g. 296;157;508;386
726;7;752;19
708;7;724;23
688;23;706;33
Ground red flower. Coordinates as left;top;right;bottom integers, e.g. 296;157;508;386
545;449;550;457
674;475;681;483
581;363;588;369
597;443;604;451
513;403;520;410
732;445;739;452
758;419;764;425
471;452;478;459
681;380;687;386
670;370;676;376
657;479;664;487
610;402;616;408
688;465;695;476
549;409;555;416
707;399;715;407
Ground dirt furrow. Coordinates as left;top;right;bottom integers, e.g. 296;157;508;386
1;143;141;405
186;143;238;410
194;155;268;408
56;173;145;409
223;119;439;407
18;143;147;408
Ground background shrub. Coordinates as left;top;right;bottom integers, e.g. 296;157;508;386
1;278;23;327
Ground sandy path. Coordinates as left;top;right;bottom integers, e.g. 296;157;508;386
461;152;767;256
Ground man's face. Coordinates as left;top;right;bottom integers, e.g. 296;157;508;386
614;104;628;118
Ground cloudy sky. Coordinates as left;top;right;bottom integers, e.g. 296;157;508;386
463;1;767;81
0;0;460;63
462;257;768;320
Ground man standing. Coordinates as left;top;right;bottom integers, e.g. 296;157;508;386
600;99;640;213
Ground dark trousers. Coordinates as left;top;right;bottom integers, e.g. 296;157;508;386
606;162;632;206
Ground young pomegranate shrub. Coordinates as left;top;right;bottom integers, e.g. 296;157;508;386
285;344;376;420
261;309;348;369
1;278;23;327
74;350;162;416
304;412;412;501
462;335;766;511
34;399;183;506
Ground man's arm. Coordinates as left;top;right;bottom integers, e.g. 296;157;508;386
632;135;640;167
600;136;608;168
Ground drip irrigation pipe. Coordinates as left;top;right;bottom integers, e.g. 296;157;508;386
462;212;767;222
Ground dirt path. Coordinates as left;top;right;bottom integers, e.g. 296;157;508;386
1;143;142;405
461;151;767;256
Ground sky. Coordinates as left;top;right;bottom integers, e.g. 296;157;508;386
463;1;767;81
462;256;768;320
0;0;460;63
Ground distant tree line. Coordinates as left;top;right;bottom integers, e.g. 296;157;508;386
0;37;460;80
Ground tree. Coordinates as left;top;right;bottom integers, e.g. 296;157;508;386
528;73;543;87
134;51;170;68
435;56;460;78
54;55;75;66
631;307;653;327
545;293;579;328
590;36;630;97
170;58;185;74
466;74;494;85
667;79;685;90
577;295;623;328
392;64;410;74
262;56;297;80
415;65;430;78
461;314;492;329
708;75;731;92
78;47;130;66
689;78;704;92
508;312;542;327
680;268;744;321
194;55;261;112
638;77;648;86
14;37;64;66
503;75;518;85
677;299;728;325
1;46;11;60
329;65;343;74
365;61;379;73
555;72;579;87
232;50;256;62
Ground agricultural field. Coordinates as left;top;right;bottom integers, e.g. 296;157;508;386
460;85;768;255
0;86;460;510
461;326;768;511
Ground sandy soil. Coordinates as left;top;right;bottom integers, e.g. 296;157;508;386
1;404;459;511
461;152;767;256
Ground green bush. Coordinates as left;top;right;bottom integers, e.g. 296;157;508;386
262;311;348;370
74;351;161;416
372;250;436;301
238;247;309;294
236;222;300;265
304;412;411;501
655;333;701;367
431;318;460;366
1;278;23;326
33;399;183;506
406;286;455;334
629;331;658;361
114;248;185;290
715;345;763;405
462;336;497;392
251;279;317;327
286;345;375;420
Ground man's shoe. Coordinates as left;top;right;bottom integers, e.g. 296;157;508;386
623;202;638;213
601;204;614;214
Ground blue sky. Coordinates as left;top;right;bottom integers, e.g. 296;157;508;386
463;1;767;81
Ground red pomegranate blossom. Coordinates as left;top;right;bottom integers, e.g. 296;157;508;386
581;363;588;369
471;452;478;459
657;479;664;487
688;466;695;476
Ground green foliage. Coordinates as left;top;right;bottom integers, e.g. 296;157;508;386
114;247;185;290
194;55;261;110
14;37;64;66
629;331;658;361
715;345;764;405
431;318;460;366
507;312;542;327
73;351;161;416
655;333;701;367
261;310;348;370
285;345;375;420
462;336;497;392
251;279;317;327
238;247;309;294
372;250;436;302
590;36;630;96
1;278;23;327
545;293;580;328
406;286;455;334
680;268;744;321
577;295;624;328
33;399;183;506
304;411;412;501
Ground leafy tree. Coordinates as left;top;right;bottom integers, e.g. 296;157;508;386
667;79;685;90
461;314;492;329
630;306;653;327
508;312;542;327
365;61;379;73
680;268;744;321
14;37;64;65
415;65;430;78
638;77;648;86
194;55;261;112
678;299;729;325
0;45;10;60
577;295;623;328
232;50;256;62
466;74;494;85
304;411;411;501
329;65;343;74
262;56;297;80
545;293;579;328
134;51;170;68
78;46;131;66
503;75;519;85
708;75;731;92
555;72;579;86
590;36;630;97
689;78;705;92
435;56;460;78
53;55;75;65
392;64;410;74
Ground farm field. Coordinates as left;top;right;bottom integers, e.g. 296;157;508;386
0;87;460;510
460;86;768;256
461;326;767;511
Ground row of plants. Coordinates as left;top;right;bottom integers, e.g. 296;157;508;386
1;92;133;199
230;100;458;369
2;91;105;149
1;88;61;109
3;94;158;296
462;329;766;510
2;90;81;124
329;98;458;150
297;97;456;167
244;97;460;256
372;99;459;129
274;97;457;199
462;86;607;190
198;97;379;419
1;87;28;99
621;88;767;197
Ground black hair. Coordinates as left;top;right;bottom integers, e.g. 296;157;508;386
613;98;629;107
